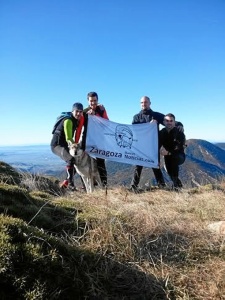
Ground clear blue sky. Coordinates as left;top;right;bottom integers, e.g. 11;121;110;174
0;0;224;146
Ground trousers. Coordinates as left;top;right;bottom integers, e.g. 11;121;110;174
96;158;107;186
131;166;165;187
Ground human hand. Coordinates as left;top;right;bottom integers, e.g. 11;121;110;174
160;147;169;156
150;119;158;124
67;140;75;147
87;109;95;115
98;104;105;111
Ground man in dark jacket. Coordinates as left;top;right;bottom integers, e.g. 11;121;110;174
130;96;183;192
159;113;186;190
51;102;84;191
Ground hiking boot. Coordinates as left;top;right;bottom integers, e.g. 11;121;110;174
68;182;78;192
158;183;167;190
173;185;183;192
59;180;69;189
80;186;86;192
128;185;143;194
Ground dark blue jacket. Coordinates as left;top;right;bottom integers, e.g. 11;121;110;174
132;109;165;126
50;116;79;148
132;109;183;128
159;127;186;154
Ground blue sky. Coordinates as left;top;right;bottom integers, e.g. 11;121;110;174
0;0;224;146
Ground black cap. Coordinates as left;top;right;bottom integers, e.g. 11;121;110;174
72;102;83;111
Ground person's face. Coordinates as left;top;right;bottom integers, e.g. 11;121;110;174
164;117;175;129
72;109;83;120
88;96;98;110
140;97;150;110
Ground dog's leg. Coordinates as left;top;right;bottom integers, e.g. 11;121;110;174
85;176;92;193
81;175;90;193
89;173;94;193
88;159;94;193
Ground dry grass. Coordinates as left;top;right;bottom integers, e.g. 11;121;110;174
1;164;225;299
53;186;225;299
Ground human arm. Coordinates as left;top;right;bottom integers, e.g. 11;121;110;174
132;113;140;124
86;105;109;120
74;115;84;143
80;113;88;150
96;105;109;119
175;121;184;132
64;119;74;143
102;109;109;120
160;147;171;156
152;112;165;126
175;131;186;151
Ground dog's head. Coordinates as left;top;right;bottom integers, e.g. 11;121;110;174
68;142;83;157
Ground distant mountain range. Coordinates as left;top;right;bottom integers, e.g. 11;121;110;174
106;139;225;188
0;139;225;188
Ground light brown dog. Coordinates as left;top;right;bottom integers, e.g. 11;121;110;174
68;142;102;193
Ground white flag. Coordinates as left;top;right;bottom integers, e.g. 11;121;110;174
86;115;159;168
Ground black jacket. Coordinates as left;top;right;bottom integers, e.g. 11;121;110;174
132;109;165;126
132;109;183;129
159;127;186;155
50;116;79;148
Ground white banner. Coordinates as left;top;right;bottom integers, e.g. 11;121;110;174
85;115;159;168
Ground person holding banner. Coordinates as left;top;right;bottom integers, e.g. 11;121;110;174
160;113;186;191
130;96;184;192
83;91;109;187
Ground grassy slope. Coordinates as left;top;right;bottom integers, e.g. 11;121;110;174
0;161;225;299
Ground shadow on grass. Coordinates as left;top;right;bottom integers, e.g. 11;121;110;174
0;184;168;299
0;215;168;300
139;232;189;267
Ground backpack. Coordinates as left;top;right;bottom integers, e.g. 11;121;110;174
52;112;72;134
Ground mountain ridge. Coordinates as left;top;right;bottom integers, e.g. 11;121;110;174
0;139;225;188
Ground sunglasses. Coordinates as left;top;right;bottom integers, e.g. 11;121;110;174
164;119;174;122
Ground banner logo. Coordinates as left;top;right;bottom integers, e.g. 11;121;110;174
115;125;133;149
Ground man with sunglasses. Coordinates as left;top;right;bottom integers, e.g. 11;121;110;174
130;96;184;192
159;113;186;190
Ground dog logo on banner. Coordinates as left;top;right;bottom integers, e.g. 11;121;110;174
115;125;133;149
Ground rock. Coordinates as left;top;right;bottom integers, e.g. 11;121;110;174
207;221;225;235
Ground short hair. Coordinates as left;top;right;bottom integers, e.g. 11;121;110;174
144;96;150;102
164;113;175;120
141;96;150;103
87;91;98;100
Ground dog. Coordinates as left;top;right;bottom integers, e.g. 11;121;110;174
68;142;102;193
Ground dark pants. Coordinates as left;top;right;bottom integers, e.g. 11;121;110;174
51;145;74;165
164;153;185;188
131;165;165;187
96;158;107;186
51;145;75;184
